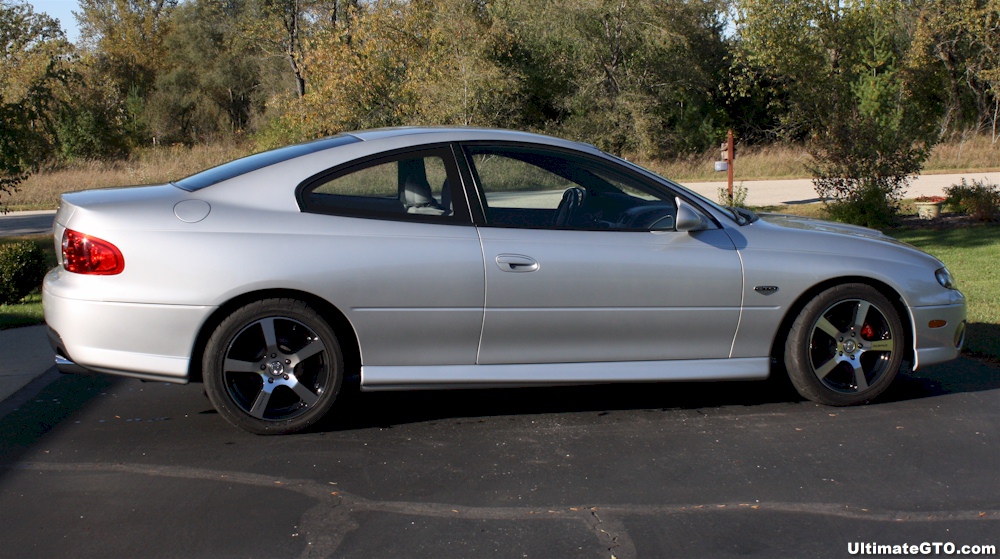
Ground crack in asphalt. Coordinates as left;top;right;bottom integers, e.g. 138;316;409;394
6;461;999;558
588;508;636;559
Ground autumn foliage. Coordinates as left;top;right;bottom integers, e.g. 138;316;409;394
2;0;1000;221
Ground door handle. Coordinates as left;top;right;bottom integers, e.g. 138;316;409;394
496;254;539;273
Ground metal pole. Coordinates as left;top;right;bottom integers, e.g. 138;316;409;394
727;129;734;205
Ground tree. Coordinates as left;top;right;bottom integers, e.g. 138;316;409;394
811;23;932;227
257;0;731;157
52;63;133;160
261;0;520;145
908;0;1000;141
146;0;265;143
493;0;729;157
735;0;938;227
75;0;176;144
238;0;336;99
0;1;70;207
411;0;522;127
76;0;175;86
261;1;421;142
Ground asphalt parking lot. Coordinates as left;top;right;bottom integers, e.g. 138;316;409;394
0;357;997;558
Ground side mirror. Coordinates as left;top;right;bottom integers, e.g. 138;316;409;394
674;197;709;232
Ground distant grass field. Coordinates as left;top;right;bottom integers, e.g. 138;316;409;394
3;142;251;211
2;135;997;211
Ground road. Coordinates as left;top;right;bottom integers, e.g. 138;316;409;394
0;210;55;237
681;171;1000;207
3;171;999;238
1;359;997;558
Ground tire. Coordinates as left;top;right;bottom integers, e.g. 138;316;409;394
785;284;905;406
203;298;343;435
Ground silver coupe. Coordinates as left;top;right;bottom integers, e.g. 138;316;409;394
43;127;967;434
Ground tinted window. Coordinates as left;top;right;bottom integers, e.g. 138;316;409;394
301;149;467;222
174;135;361;191
466;145;676;231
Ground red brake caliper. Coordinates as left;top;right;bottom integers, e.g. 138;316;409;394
861;324;875;340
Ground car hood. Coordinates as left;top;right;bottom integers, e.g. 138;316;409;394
756;213;914;248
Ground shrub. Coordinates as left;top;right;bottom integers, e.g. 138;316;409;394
944;179;1000;221
717;182;749;207
0;241;48;305
820;179;908;229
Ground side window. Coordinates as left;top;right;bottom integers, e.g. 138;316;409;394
302;150;464;221
472;154;574;210
466;145;676;231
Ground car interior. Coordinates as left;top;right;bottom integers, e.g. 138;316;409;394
469;148;677;231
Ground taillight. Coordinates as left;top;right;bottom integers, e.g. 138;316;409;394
62;229;125;275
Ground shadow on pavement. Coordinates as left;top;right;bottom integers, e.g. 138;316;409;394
322;357;1000;432
0;357;995;439
0;372;115;467
782;198;822;205
325;378;790;432
881;354;1000;403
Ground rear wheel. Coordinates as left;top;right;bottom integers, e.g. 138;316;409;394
203;298;342;434
785;284;904;406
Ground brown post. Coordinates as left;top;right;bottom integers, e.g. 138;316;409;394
727;129;734;205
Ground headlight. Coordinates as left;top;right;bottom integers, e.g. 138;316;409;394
935;267;956;289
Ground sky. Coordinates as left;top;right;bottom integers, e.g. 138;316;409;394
30;0;82;43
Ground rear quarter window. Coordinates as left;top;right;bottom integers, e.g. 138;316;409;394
299;147;470;224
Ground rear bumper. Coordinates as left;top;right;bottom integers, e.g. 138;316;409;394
44;273;215;383
47;326;182;383
46;326;92;375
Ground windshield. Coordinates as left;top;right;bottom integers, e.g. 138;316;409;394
598;151;747;224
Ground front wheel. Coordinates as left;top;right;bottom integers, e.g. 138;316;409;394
785;284;905;406
203;299;343;434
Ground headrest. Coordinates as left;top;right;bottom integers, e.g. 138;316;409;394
398;159;434;206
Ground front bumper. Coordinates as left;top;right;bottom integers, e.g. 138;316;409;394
911;301;967;369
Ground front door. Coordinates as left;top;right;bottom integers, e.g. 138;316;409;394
463;144;743;365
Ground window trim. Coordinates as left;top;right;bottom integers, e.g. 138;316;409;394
296;144;474;225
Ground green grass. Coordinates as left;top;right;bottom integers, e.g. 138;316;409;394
0;293;43;329
890;224;1000;360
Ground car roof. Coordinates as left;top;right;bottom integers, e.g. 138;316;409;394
176;127;604;193
345;126;588;146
